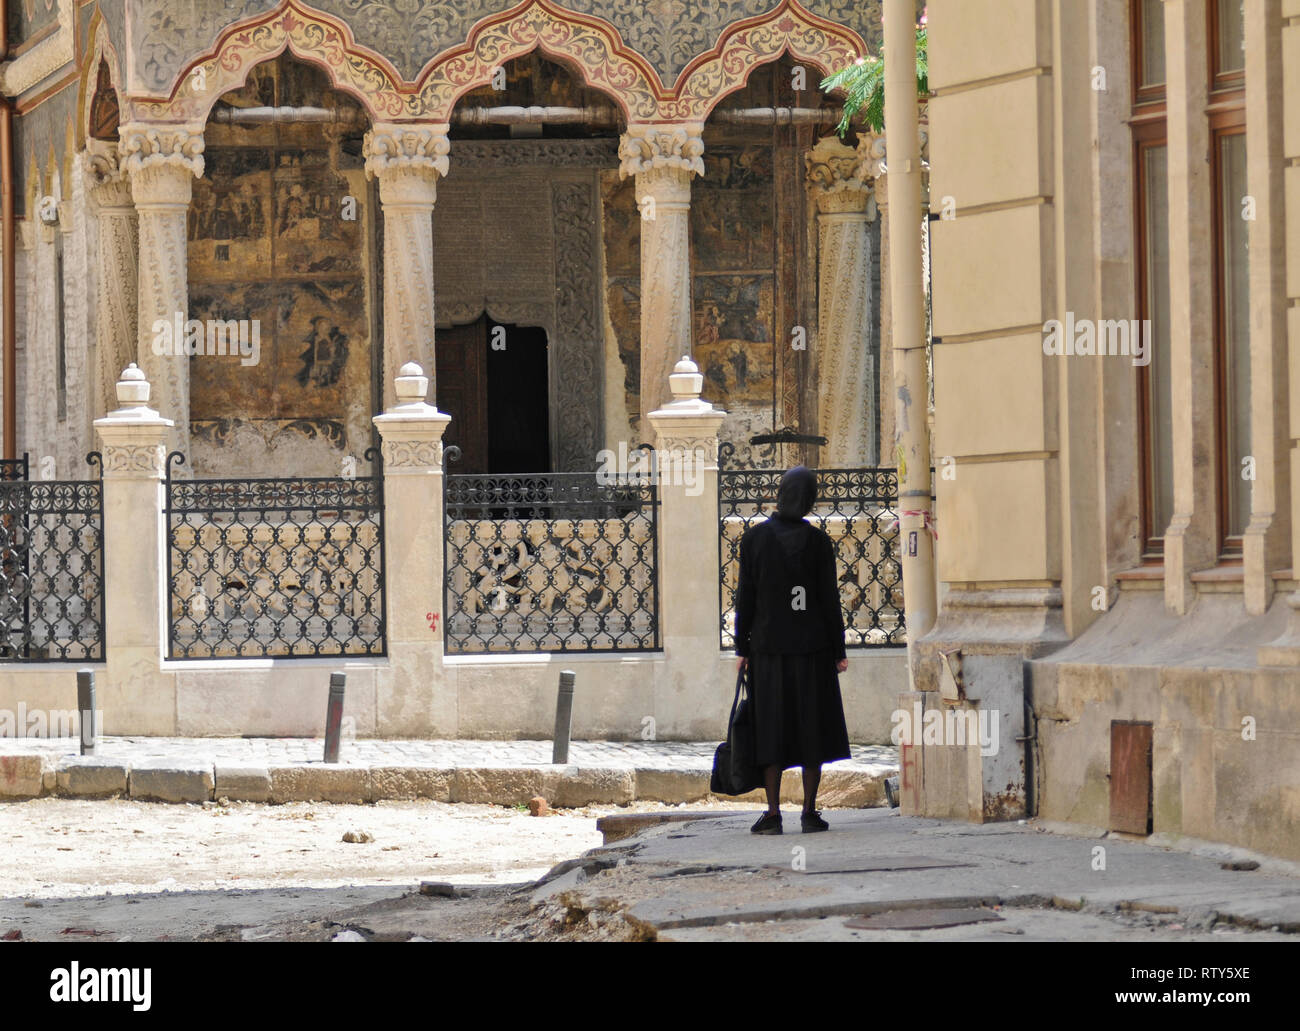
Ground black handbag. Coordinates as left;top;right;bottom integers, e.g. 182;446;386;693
710;666;761;795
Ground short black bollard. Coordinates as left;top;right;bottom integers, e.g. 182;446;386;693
76;668;96;756
323;672;346;763
552;670;576;765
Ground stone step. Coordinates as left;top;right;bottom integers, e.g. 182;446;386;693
0;750;896;808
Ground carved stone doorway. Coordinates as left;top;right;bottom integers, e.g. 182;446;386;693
431;140;613;473
435;315;550;474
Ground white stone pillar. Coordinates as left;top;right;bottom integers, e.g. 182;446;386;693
93;363;176;734
619;124;703;426
120;123;203;459
24;204;57;463
647;356;726;736
364;123;449;412
807;135;877;466
84;139;138;422
372;362;453;734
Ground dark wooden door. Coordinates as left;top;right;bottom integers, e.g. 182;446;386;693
1109;720;1153;835
435;320;488;473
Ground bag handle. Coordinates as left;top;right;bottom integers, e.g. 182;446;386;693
728;665;748;727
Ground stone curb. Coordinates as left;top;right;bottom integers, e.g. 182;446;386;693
0;755;895;808
129;765;216;803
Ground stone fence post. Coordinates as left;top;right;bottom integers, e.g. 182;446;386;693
372;362;453;735
92;364;175;733
647;357;727;735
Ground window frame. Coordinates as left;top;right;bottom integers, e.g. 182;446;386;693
1130;0;1169;559
1209;110;1248;557
1132;121;1170;556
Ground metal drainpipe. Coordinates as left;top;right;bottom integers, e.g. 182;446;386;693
883;0;937;677
1;0;15;460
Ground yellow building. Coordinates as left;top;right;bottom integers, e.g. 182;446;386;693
915;0;1300;860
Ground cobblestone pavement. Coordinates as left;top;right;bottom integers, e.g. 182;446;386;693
0;736;896;771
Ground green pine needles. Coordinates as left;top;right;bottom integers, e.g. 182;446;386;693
820;25;928;136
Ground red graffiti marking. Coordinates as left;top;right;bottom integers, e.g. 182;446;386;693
900;743;917;792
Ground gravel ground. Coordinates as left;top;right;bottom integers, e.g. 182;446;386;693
0;796;763;941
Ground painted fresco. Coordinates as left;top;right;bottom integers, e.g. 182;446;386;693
8;0;60;49
122;0;895;100
187;55;370;475
691;143;774;273
693;274;774;404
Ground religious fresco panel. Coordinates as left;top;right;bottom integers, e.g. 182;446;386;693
605;276;641;424
187;54;371;476
189;149;273;280
271;148;362;279
693;274;774;409
690;143;774;274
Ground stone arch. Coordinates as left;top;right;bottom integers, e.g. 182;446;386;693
670;0;867;122
417;0;663;122
76;11;125;148
124;0;415;125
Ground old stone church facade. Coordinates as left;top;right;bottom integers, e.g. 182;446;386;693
2;0;897;480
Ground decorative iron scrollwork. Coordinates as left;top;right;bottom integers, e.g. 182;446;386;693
718;466;905;650
444;471;659;654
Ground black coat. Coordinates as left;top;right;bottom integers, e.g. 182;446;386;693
734;516;846;660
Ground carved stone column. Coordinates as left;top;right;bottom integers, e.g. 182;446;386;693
364;123;449;412
121;123;204;457
807;136;877;466
85;139;139;422
619;124;703;426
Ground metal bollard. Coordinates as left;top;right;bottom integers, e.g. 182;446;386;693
552;670;575;765
76;668;96;756
323;672;346;763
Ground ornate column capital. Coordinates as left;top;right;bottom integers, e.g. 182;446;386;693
118;122;205;180
807;135;874;215
856;125;929;207
363;122;451;180
618;123;705;179
855;129;888;182
83;139;133;207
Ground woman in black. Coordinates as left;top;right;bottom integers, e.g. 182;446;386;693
734;466;852;834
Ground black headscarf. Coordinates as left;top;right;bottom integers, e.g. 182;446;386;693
774;465;817;521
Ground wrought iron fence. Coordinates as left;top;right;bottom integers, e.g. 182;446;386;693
0;454;29;482
0;457;105;662
443;450;659;653
165;451;386;659
718;448;904;650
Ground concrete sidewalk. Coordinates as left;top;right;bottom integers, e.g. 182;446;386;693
525;808;1300;941
0;738;896;808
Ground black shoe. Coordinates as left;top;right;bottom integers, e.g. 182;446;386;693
801;810;829;833
751;811;783;835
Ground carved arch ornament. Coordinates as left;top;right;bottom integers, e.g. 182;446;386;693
76;11;126;150
110;0;868;126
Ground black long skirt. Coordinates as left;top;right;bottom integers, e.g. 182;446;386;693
748;649;852;771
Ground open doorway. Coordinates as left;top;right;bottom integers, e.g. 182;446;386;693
435;315;551;474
